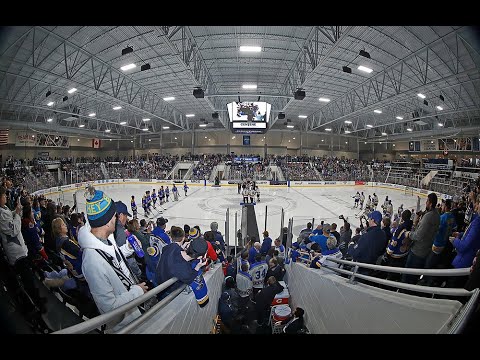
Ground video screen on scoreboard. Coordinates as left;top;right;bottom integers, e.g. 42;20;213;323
227;101;271;123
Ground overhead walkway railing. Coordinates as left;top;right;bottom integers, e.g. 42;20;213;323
291;254;478;334
53;277;182;334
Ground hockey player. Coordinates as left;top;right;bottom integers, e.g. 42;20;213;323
372;193;379;210
237;183;241;195
360;192;365;209
242;185;249;204
382;196;389;211
152;189;157;208
183;182;189;196
394;204;404;222
146;191;152;213
256;185;260;203
249;253;268;296
249;186;256;204
142;195;149;216
353;192;360;208
165;186;170;202
158;186;164;205
365;195;372;211
131;195;138;219
385;200;394;218
172;184;179;201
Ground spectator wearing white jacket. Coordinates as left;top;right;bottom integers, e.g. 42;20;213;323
78;188;148;332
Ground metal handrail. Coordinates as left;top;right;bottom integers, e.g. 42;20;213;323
116;284;187;334
326;257;471;277
448;288;480;333
53;277;178;334
325;266;472;297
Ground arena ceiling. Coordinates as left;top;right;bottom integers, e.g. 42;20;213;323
0;26;479;142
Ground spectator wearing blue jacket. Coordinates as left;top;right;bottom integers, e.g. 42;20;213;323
449;196;480;288
351;211;387;274
204;221;225;252
248;241;261;265
420;199;456;286
260;230;272;256
152;217;171;245
310;223;331;253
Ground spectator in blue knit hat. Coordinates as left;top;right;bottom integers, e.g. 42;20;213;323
78;187;148;332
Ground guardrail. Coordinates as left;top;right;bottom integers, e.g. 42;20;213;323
53;277;181;334
291;254;478;333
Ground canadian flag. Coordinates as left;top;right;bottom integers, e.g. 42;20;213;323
92;138;101;148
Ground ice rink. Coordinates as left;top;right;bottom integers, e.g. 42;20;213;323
68;183;421;247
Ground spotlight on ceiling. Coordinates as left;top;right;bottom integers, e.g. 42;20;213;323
439;94;445;102
46;90;51;97
294;89;305;100
212;112;219;119
63;96;68;102
423;99;429;106
193;88;204;98
342;66;352;74
122;46;133;55
278;113;285;120
359;49;371;59
140;63;151;71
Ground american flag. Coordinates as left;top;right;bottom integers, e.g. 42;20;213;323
0;129;8;146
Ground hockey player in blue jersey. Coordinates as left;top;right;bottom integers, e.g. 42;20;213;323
165;186;170;202
151;189;157;208
172;184;179;201
183;182;189;196
158;186;165;205
131;195;138;219
142;195;149;216
146;191;152;213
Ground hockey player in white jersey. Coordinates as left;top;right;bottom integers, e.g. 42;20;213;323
249;187;256;204
353;192;360;208
365;195;372;210
372;193;379;209
242;186;249;204
385;200;394;217
255;186;260;202
249;254;268;296
359;192;365;209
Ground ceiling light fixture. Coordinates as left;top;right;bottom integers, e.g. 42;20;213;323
46;118;53;122
298;115;307;118
140;63;151;71
319;97;330;102
381;132;387;136
186;114;195;118
438;123;444;127
417;93;426;99
120;121;127;125
47;101;54;106
325;128;332;132
163;97;175;101
242;84;257;89
120;63;136;71
358;65;373;73
344;130;351;134
142;118;151;122
407;128;413;132
162;126;170;130
366;124;373;128
374;109;382;114
436;106;443;110
287;125;294;128
89;113;96;117
68;88;77;94
239;46;261;52
396;116;403;120
113;106;122;110
344;120;352;124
